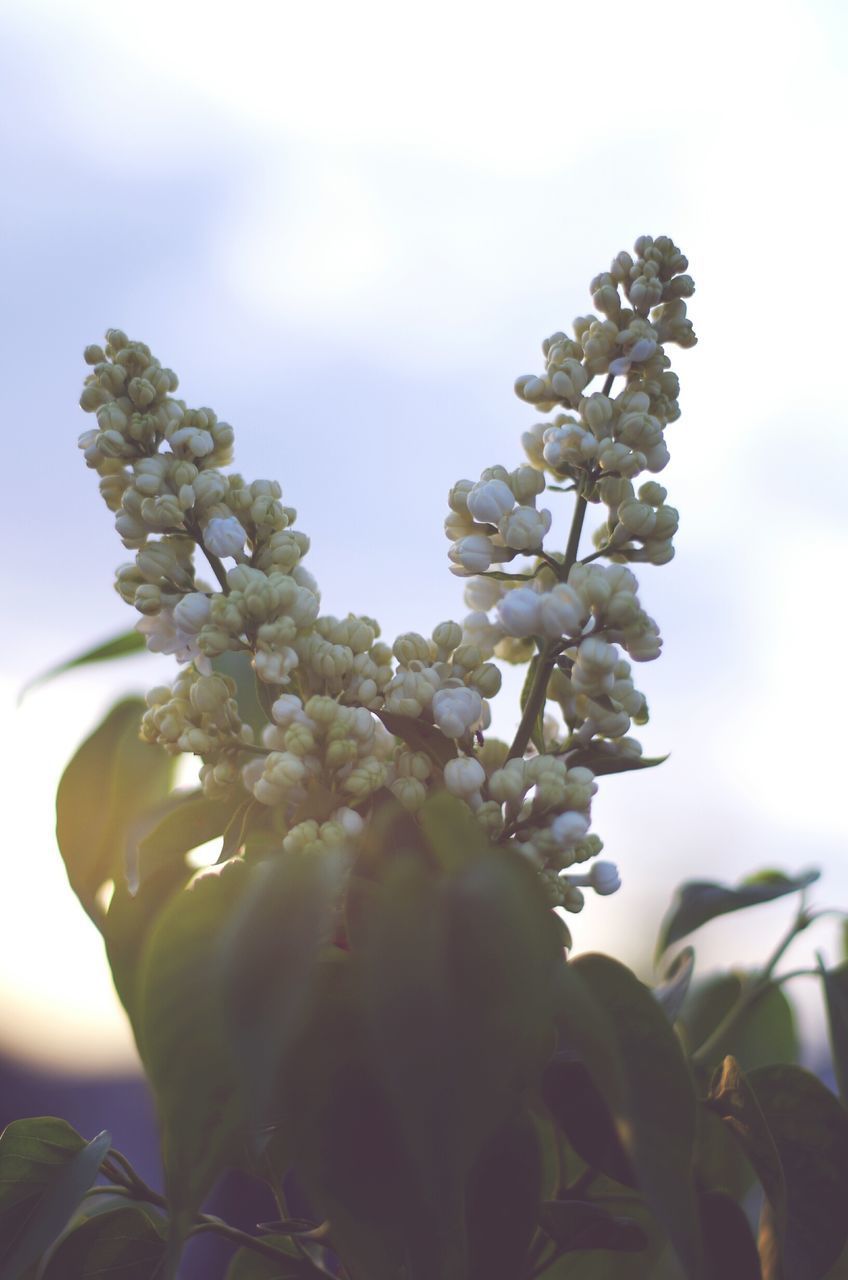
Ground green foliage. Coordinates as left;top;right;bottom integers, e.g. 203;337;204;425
125;788;243;892
570;954;703;1280
657;868;819;957
20;628;146;700
137;860;252;1266
55;698;174;926
749;1065;848;1280
224;1234;304;1278
0;1118;111;1280
652;946;695;1023
680;973;798;1071
538;1200;647;1252
40;1204;168;1279
819;959;848;1104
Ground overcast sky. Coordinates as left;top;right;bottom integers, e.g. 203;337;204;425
1;0;846;1070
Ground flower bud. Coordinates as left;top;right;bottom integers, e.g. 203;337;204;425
444;756;486;798
204;516;247;558
432;685;483;738
497;587;541;638
466;478;515;525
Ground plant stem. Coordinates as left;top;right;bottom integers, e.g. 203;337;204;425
189;1217;310;1264
691;904;813;1067
505;377;613;762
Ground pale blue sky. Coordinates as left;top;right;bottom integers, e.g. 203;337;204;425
1;0;846;1068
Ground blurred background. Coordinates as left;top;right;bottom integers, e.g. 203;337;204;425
0;0;845;1129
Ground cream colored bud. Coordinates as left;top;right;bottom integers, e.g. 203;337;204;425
432;621;462;653
469;663;501;698
618;500;657;537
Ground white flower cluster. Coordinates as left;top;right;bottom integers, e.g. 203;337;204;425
79;242;695;917
440;234;697;905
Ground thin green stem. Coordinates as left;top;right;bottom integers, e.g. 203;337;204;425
692;904;813;1067
189;1217;309;1265
505;377;615;762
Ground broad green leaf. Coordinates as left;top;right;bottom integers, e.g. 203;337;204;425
224;1233;305;1279
819;960;848;1104
698;1190;761;1280
374;709;457;767
0;1119;111;1280
220;851;342;1144
20;628;147;699
40;1204;167;1279
680;974;798;1072
542;1058;636;1188
56;698;174;926
694;1105;756;1203
539;1200;647;1252
278;954;408;1280
656;869;819;958
125;789;242;893
417;791;489;875
103;860;192;1052
750;1065;848;1280
653;947;695;1023
138;860;251;1271
212;651;269;738
571;954;703;1280
465;1108;543;1280
706;1057;786;1243
565;744;668;777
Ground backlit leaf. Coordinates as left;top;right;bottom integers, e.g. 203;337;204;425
0;1119;111;1280
40;1204;167;1280
56;698;174;926
138;861;251;1272
653;947;695;1023
656;870;819;958
20;629;146;700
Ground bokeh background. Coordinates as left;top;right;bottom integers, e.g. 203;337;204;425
1;0;846;1092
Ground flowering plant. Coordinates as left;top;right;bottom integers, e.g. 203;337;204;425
3;237;848;1280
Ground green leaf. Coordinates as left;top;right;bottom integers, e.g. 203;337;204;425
56;698;175;926
542;1059;636;1189
138;861;251;1270
417;791;490;875
680;974;798;1072
220;851;342;1144
749;1065;848;1280
278;954;408;1280
0;1119;111;1280
698;1190;761;1280
706;1057;786;1242
212;651;269;738
103;860;192;1053
40;1204;167;1279
20;629;147;700
565;744;668;777
125;789;242;893
656;869;819;958
373;709;457;767
819;960;848;1105
224;1234;305;1279
465;1108;543;1280
653;946;695;1023
571;954;703;1280
539;1200;648;1252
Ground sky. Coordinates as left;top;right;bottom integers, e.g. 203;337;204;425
0;0;846;1070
